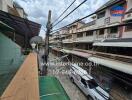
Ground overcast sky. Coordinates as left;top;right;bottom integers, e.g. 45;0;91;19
14;0;109;38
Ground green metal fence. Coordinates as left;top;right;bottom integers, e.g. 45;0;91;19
0;31;25;96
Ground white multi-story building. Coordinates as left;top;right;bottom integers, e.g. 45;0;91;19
0;0;27;18
50;0;132;99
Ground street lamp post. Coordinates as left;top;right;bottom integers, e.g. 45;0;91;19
31;42;36;52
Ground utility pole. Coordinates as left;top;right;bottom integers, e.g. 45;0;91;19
42;10;52;76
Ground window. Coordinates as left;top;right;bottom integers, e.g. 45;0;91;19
97;11;105;19
62;37;65;40
75;44;79;47
66;35;72;39
99;29;104;35
86;31;93;36
125;25;132;31
77;33;83;38
85;44;92;50
81;78;87;87
88;79;98;89
110;27;118;33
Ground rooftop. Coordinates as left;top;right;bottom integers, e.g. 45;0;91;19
95;0;122;12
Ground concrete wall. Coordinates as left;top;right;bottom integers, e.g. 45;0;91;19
16;8;24;17
0;0;2;10
127;0;132;11
122;26;132;38
1;0;13;12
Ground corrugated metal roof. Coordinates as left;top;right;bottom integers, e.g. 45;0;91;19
93;42;132;47
61;49;92;58
0;10;41;38
88;56;132;75
0;21;14;32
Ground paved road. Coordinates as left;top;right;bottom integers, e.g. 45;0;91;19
47;53;87;100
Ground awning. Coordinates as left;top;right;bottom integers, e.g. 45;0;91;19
61;49;92;58
93;42;132;47
0;21;14;32
52;47;61;52
0;10;41;38
70;50;92;58
60;49;71;53
88;56;132;75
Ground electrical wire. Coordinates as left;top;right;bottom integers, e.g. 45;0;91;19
51;21;132;35
50;0;123;34
52;0;77;24
52;0;88;28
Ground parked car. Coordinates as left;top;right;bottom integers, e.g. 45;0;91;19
69;64;110;100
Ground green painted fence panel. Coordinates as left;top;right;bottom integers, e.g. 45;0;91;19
0;32;25;96
39;76;70;100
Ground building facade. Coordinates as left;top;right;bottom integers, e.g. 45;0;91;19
50;0;132;99
0;0;27;18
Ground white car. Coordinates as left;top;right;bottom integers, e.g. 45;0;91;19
69;64;110;100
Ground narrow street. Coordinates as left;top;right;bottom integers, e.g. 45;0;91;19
47;53;87;100
1;0;132;100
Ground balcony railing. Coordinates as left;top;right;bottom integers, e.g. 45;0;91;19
86;20;96;27
95;33;118;41
75;36;95;43
63;39;73;43
96;17;105;27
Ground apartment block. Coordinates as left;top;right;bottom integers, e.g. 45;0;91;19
50;0;132;99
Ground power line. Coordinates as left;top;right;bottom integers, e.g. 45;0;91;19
52;0;88;28
50;0;123;34
52;0;77;24
51;16;132;35
42;26;47;32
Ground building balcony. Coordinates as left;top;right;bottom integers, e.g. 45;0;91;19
110;16;122;24
96;17;121;28
49;40;55;44
96;17;105;28
63;39;73;43
74;36;95;43
106;33;119;39
123;11;132;22
95;33;118;41
95;35;104;41
49;40;60;44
